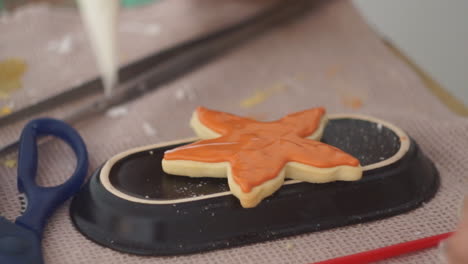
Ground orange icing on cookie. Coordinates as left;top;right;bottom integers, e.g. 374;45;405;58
164;107;360;193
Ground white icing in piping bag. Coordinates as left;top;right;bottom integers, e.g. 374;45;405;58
77;0;119;97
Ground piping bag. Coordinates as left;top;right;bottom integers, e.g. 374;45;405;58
77;0;119;97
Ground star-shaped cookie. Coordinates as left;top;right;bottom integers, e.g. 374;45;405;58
162;107;362;208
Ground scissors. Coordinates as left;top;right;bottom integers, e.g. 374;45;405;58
0;118;88;264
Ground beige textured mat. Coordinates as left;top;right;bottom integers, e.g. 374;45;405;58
1;1;466;263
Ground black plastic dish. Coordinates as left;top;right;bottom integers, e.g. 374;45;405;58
70;116;439;256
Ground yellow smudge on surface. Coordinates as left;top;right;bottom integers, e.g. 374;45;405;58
240;91;268;108
3;159;17;169
240;83;287;109
120;52;128;62
325;65;342;79
342;96;364;110
0;58;27;99
285;242;294;250
0;106;12;116
293;72;305;81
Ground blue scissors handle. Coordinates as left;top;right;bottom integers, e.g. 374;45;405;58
14;118;88;237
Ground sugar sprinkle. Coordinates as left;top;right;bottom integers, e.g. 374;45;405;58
106;106;128;118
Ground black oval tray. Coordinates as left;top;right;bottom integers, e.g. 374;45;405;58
70;115;439;256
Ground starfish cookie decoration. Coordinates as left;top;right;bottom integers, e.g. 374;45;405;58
162;107;362;208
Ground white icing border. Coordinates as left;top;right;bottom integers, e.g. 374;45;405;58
100;114;410;204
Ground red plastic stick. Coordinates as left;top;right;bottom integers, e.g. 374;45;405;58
313;232;453;264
